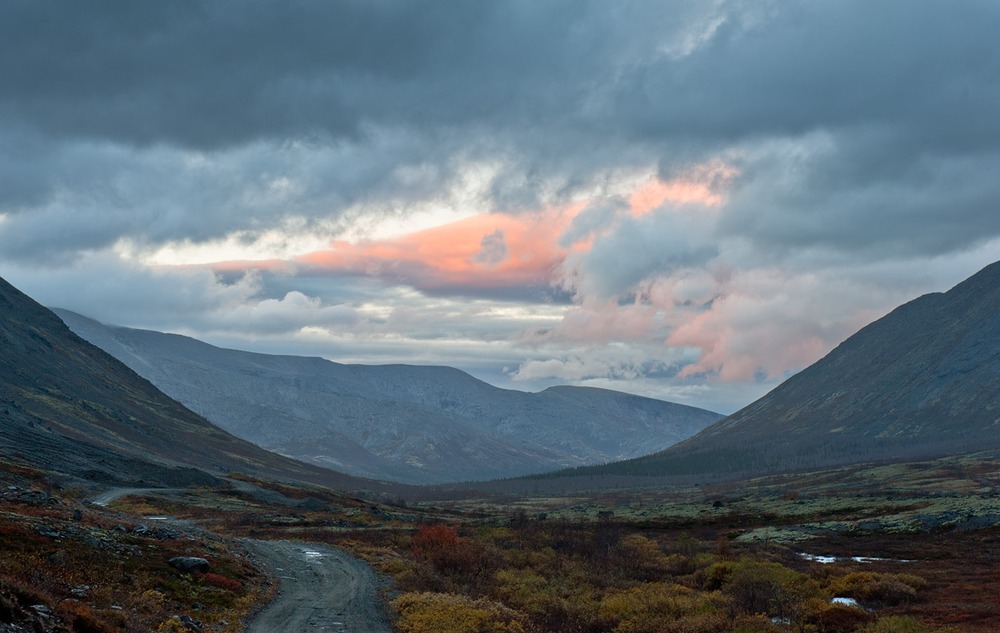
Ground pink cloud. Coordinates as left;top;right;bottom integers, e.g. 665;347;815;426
296;204;587;292
629;161;738;215
666;270;886;382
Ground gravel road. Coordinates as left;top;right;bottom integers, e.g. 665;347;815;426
242;539;392;633
88;487;392;632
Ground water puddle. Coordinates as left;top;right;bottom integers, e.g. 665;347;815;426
799;552;913;564
832;597;861;607
302;549;326;561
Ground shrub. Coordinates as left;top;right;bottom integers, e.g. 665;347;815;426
598;582;724;633
829;572;927;607
411;524;484;578
392;591;528;633
858;615;958;633
804;602;874;633
199;572;242;591
721;560;821;622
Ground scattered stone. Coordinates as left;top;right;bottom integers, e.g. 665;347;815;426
169;557;210;573
34;525;61;539
30;604;52;618
171;614;203;631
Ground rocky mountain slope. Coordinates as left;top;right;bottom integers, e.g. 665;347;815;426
570;260;1000;479
54;310;721;483
0;275;393;493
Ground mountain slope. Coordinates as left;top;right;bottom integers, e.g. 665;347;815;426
54;310;721;483
0;275;392;492
574;260;1000;478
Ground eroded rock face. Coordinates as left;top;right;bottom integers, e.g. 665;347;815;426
168;556;210;573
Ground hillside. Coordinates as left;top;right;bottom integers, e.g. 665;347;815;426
54;310;721;483
0;275;395;493
564;260;1000;479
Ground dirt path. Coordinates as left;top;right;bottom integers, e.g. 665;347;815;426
88;487;392;632
88;487;183;506
241;539;392;633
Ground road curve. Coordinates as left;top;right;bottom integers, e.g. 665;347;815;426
242;539;391;633
87;488;391;632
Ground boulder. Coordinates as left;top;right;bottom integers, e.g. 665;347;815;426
168;556;210;573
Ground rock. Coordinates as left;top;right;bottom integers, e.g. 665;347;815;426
168;557;210;573
297;497;332;512
30;604;52;618
34;525;61;539
171;614;203;631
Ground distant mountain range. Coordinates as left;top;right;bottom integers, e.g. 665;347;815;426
54;310;721;484
566;260;1000;480
0;275;393;492
14;258;994;493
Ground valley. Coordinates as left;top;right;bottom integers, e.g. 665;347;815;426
4;450;998;632
5;4;1000;632
3;265;1000;632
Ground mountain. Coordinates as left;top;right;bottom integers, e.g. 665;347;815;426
53;310;721;484
567;260;1000;479
0;275;394;492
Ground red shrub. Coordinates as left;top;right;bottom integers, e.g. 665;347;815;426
198;572;241;591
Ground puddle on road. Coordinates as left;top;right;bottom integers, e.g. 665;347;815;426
301;549;325;561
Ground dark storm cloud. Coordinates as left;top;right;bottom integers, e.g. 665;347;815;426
3;1;997;254
3;0;1000;396
0;0;631;148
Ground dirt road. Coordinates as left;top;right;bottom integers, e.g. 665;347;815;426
242;539;392;633
88;487;392;632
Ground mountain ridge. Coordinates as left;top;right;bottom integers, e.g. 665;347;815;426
54;309;722;484
550;260;1000;479
0;274;399;493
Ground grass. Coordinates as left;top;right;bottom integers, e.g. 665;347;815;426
3;451;1000;631
0;460;271;632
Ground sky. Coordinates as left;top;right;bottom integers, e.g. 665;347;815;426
2;1;1000;414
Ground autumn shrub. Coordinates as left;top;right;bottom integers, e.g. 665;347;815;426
829;572;927;607
199;571;242;591
661;553;699;577
598;582;726;633
804;602;875;633
858;615;958;633
721;559;821;622
611;534;672;581
411;524;484;579
494;568;600;632
692;561;734;591
392;591;528;633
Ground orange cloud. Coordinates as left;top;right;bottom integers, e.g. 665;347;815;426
199;162;737;297
629;161;738;215
298;203;587;291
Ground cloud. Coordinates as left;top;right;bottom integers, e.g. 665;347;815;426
3;1;1000;414
475;230;508;266
295;206;581;297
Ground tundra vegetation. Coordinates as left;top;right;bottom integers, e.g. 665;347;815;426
4;453;1000;632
